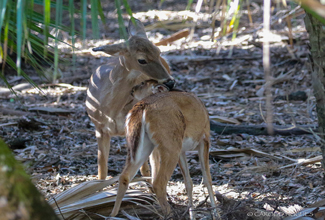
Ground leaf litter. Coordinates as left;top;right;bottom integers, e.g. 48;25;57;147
0;1;324;219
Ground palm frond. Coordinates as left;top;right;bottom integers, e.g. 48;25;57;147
115;0;128;40
298;0;325;24
81;0;87;44
0;0;105;86
49;177;161;219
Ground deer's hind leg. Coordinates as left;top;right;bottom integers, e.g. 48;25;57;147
153;142;182;216
140;160;151;179
111;136;155;217
198;136;218;219
179;152;195;220
149;148;160;182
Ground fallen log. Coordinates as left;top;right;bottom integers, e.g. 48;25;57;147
210;121;317;136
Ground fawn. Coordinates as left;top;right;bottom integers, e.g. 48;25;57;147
111;80;217;219
86;19;174;180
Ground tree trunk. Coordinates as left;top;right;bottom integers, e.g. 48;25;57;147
304;13;325;175
0;139;59;220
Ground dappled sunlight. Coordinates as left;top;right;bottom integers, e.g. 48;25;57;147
2;0;324;219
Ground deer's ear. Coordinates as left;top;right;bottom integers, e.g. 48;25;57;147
128;18;147;39
153;85;169;94
92;43;127;56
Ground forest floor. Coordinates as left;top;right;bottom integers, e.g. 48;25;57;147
1;1;324;220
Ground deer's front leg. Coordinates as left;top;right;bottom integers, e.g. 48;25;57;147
96;130;111;180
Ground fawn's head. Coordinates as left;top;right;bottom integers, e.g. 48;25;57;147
131;80;169;100
92;19;174;86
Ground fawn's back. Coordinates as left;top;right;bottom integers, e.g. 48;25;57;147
111;81;217;219
126;91;210;156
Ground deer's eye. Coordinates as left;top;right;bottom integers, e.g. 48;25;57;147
138;59;147;65
141;82;145;85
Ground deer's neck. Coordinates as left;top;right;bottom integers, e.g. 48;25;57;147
100;60;147;119
110;56;141;84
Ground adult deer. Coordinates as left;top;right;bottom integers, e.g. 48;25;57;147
86;19;174;180
111;80;217;219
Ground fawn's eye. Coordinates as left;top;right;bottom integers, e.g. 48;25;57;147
138;59;147;65
141;82;145;85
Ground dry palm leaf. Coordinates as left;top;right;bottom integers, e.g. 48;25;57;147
280;155;322;169
49;177;160;220
283;207;325;220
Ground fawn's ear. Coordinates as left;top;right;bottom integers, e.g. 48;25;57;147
153;85;169;94
92;43;127;56
128;18;147;39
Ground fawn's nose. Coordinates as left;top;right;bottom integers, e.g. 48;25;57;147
163;79;175;90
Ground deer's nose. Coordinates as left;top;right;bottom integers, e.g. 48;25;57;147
131;86;137;97
163;79;175;90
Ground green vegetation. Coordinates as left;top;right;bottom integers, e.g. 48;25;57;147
0;138;59;219
0;0;325;88
0;0;105;87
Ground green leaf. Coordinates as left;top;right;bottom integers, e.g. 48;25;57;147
302;5;325;25
16;0;24;75
5;56;39;90
90;0;99;39
115;0;128;40
44;0;50;57
69;0;76;71
122;0;133;19
186;0;194;10
26;0;34;54
81;0;87;43
54;0;63;82
0;0;8;38
0;0;106;89
0;70;12;90
97;0;106;24
0;0;10;65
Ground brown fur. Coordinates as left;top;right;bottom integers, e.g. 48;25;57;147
126;102;146;160
85;19;173;180
129;36;161;60
111;81;217;219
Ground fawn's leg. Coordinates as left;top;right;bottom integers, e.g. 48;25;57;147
110;162;141;216
96;130;111;180
140;160;151;179
111;139;154;216
198;138;218;219
153;146;180;216
179;152;195;220
149;148;160;182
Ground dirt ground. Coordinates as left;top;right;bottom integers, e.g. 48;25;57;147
1;1;324;219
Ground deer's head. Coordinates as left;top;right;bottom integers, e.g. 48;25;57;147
93;19;174;87
131;80;169;100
